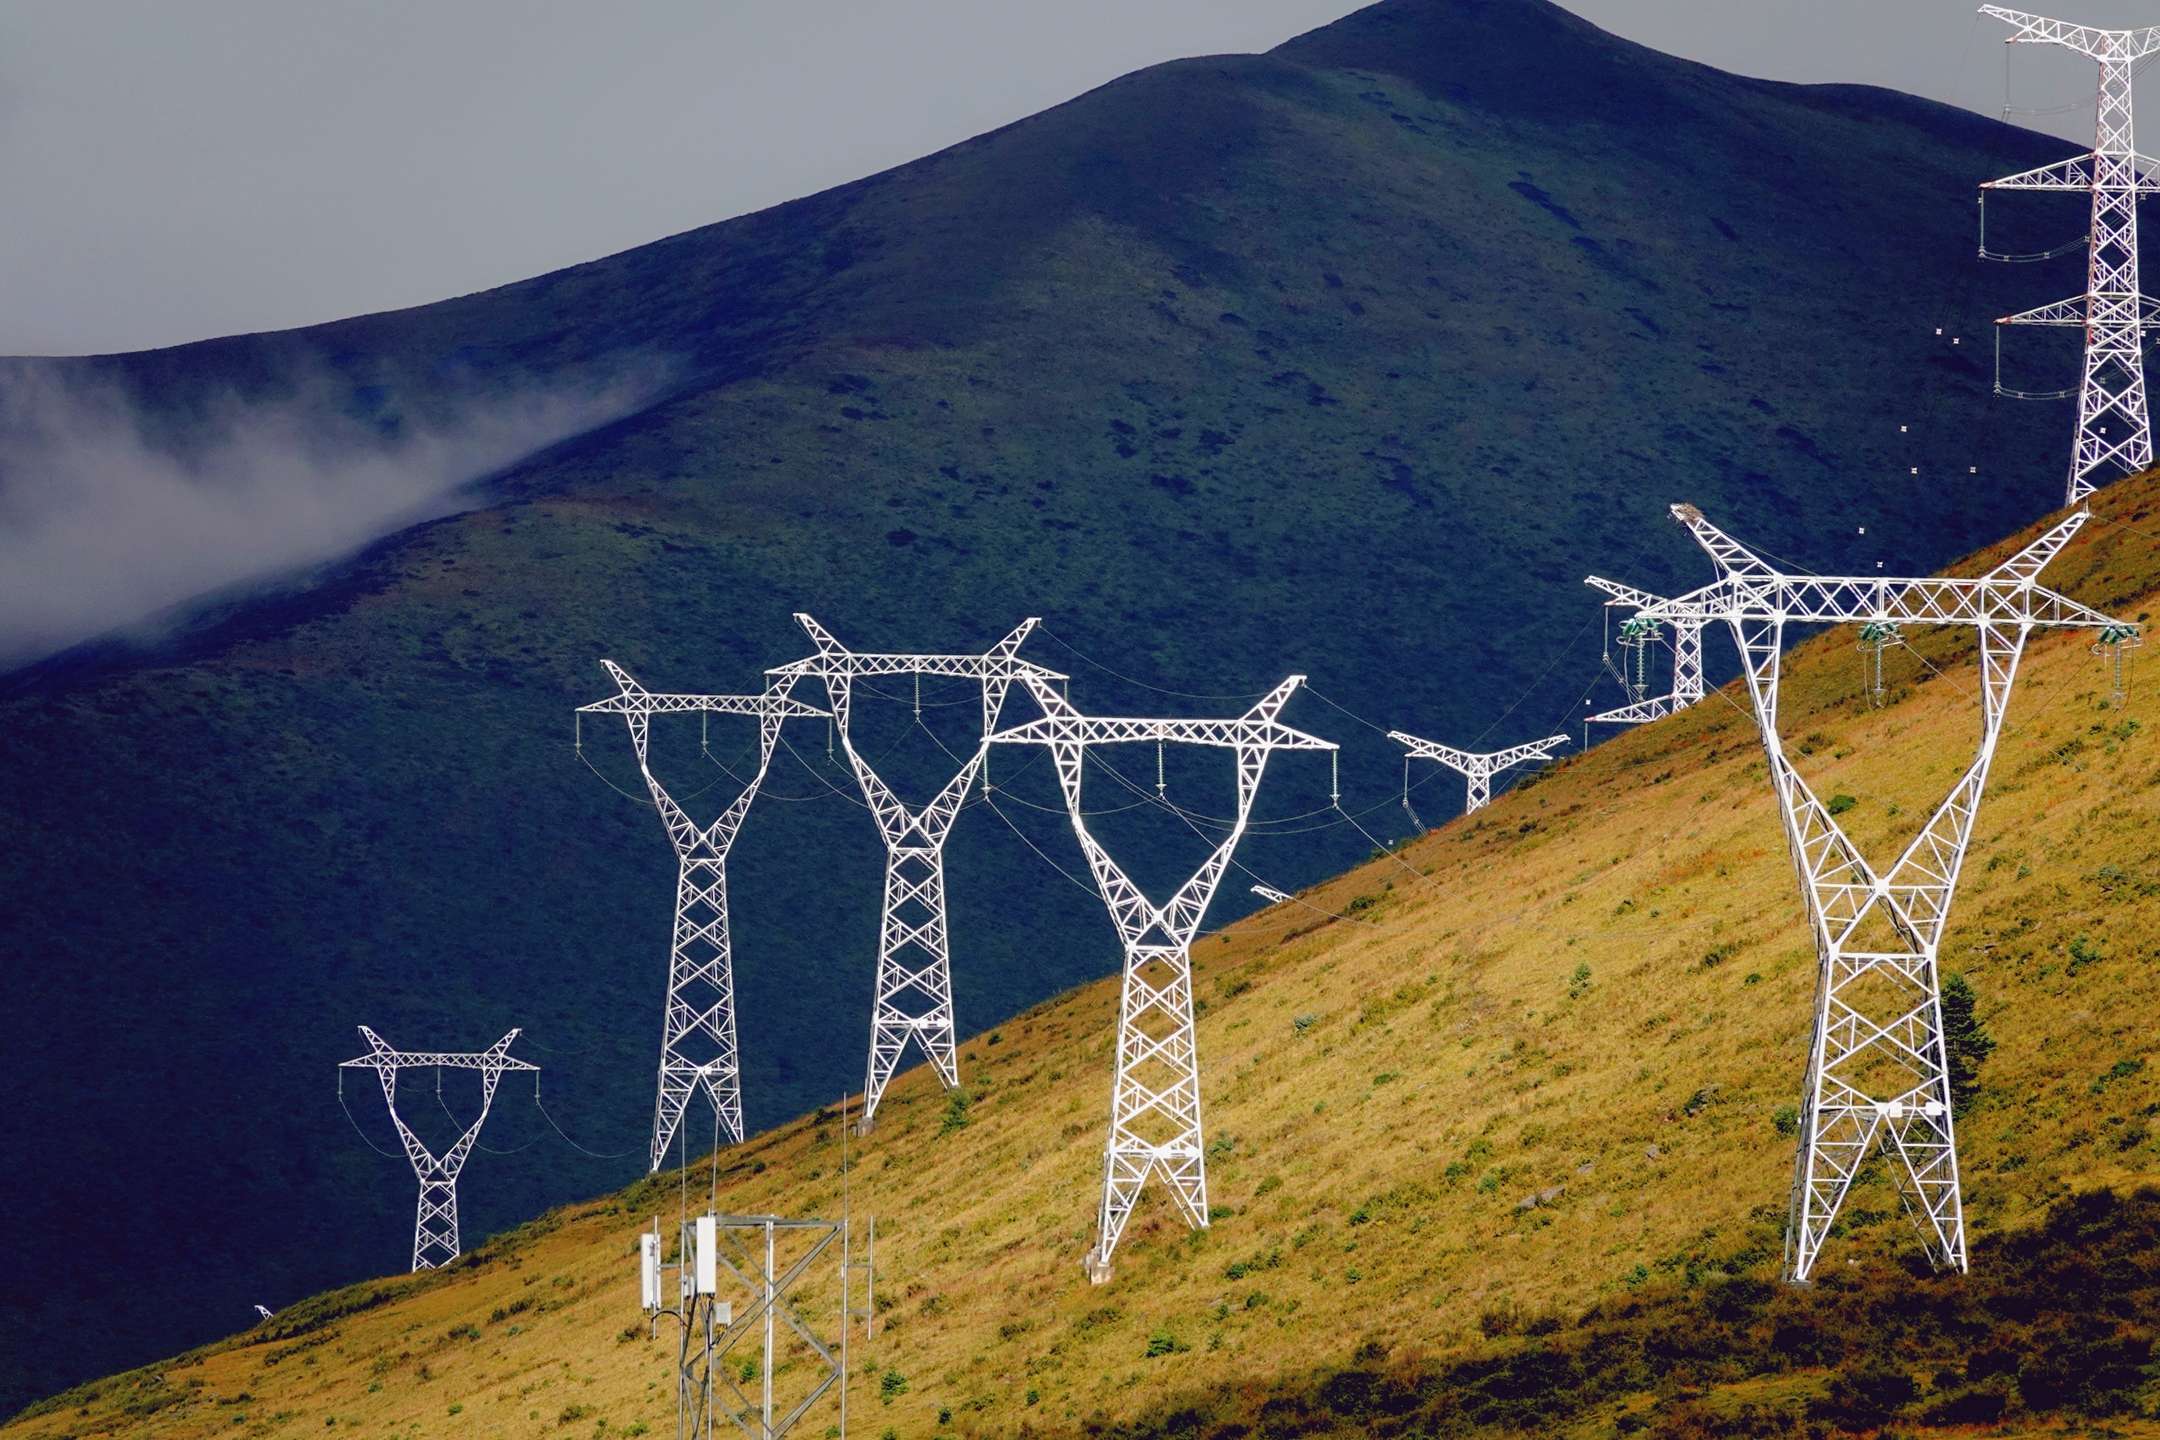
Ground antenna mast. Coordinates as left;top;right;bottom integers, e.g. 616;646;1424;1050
338;1026;536;1270
991;675;1334;1282
1982;6;2160;501
1628;503;2134;1281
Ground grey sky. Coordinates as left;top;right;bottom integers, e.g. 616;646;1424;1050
0;0;2142;357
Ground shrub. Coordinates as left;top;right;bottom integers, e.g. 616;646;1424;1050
1826;793;1857;816
1940;973;1995;1117
938;1089;971;1136
1145;1328;1188;1357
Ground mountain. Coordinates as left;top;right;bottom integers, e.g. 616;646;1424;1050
7;476;2155;1438
0;0;2094;1413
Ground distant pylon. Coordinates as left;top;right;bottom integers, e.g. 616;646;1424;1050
1584;576;1705;727
991;675;1334;1281
1982;7;2160;502
339;1026;536;1271
1388;731;1568;814
579;662;826;1171
1625;504;2134;1281
771;616;1064;1131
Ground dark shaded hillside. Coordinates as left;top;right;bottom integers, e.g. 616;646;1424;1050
0;0;2086;1412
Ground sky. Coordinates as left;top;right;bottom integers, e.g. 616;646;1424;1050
0;0;2150;357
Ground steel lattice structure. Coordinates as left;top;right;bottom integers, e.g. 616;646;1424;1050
581;662;826;1171
339;1026;536;1271
1585;576;1707;727
770;615;1064;1130
1388;731;1569;814
990;675;1333;1281
1626;503;2132;1281
1982;6;2160;502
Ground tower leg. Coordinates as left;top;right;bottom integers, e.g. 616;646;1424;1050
414;1176;460;1271
861;846;960;1127
1091;942;1208;1280
651;856;744;1171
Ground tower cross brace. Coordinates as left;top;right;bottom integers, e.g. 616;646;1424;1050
580;662;826;1172
339;1026;536;1271
990;675;1334;1281
1982;6;2160;502
770;615;1065;1130
1628;503;2132;1282
1585;576;1706;727
1388;730;1569;814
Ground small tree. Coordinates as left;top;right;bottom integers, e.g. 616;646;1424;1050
1940;973;1995;1118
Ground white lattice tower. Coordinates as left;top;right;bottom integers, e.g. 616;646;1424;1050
770;615;1064;1130
1983;7;2160;502
1387;731;1568;814
990;675;1334;1281
1585;576;1707;727
339;1026;536;1271
580;663;826;1171
1630;503;2132;1281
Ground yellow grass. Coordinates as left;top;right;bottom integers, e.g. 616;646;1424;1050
13;480;2159;1439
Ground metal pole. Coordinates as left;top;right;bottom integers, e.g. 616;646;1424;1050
763;1220;775;1438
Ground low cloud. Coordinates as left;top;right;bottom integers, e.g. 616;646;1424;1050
0;359;669;667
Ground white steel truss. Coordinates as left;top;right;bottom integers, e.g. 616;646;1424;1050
1982;6;2160;502
1629;503;2132;1282
1585;576;1707;727
770;615;1064;1130
581;662;826;1171
339;1026;536;1271
1388;731;1568;814
990;676;1333;1281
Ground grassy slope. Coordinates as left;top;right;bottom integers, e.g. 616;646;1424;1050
15;477;2156;1439
0;0;2085;1404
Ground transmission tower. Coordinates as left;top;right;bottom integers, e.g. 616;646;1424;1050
1624;504;2132;1281
1388;731;1568;814
770;615;1063;1131
1982;7;2160;502
990;675;1334;1281
1584;576;1706;727
580;662;826;1172
338;1026;536;1271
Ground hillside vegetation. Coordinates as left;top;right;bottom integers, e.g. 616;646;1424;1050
14;477;2156;1438
0;0;2085;1404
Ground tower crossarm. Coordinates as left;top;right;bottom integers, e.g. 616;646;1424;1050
339;1026;539;1075
1389;731;1568;774
1984;150;2100;192
1980;6;2160;60
1632;507;2131;634
1585;575;1669;610
1999;294;2160;328
578;664;827;721
1980;150;2160;194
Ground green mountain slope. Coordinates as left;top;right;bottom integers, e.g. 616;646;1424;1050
0;0;2090;1411
10;474;2156;1439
